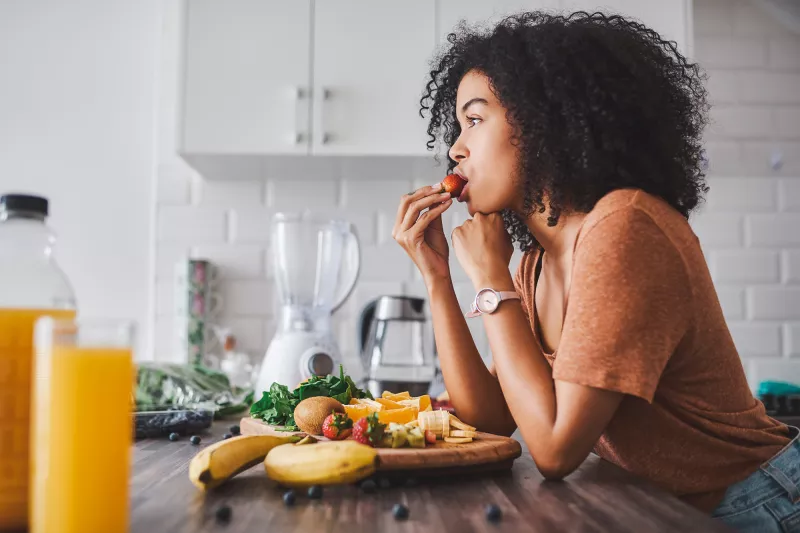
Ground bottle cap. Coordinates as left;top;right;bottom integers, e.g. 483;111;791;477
0;194;49;217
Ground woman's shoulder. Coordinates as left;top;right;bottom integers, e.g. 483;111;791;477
578;188;696;252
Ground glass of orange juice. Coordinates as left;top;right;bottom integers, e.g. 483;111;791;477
31;317;135;533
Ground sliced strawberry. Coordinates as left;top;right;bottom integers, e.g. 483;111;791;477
440;174;467;198
322;411;353;440
351;413;386;447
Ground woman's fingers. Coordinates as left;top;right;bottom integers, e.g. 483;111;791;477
392;185;439;238
399;191;452;233
416;197;453;230
397;197;453;246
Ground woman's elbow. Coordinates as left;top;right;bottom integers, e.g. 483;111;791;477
532;452;580;481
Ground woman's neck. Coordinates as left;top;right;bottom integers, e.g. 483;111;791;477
524;210;586;273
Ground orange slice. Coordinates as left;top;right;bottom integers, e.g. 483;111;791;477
398;395;431;412
375;398;404;410
355;398;384;411
381;391;411;401
343;404;373;423
377;406;418;425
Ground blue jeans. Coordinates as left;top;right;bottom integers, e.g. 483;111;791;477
712;426;800;532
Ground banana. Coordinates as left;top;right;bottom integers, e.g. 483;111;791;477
189;434;300;490
264;440;379;487
449;413;476;432
418;410;450;438
444;436;473;444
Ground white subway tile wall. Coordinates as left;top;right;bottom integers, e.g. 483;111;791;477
153;0;800;389
687;0;800;385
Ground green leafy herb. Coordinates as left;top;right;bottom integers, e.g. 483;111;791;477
249;365;372;429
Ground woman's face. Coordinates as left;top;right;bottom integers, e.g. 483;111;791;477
449;70;521;216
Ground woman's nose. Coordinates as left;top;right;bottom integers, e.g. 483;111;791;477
449;137;468;162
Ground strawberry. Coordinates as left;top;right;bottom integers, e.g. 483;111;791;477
440;174;467;198
351;413;386;447
424;430;437;445
322;411;353;440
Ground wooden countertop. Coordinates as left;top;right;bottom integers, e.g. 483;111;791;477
131;421;732;533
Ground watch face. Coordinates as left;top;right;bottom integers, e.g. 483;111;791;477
477;290;499;313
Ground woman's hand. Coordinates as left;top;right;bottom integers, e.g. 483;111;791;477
452;212;515;289
392;185;454;286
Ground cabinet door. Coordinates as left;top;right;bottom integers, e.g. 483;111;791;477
312;0;435;156
560;0;691;55
438;0;561;46
182;0;312;154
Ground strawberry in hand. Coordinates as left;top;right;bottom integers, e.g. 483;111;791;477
352;413;386;447
440;174;467;199
321;412;353;440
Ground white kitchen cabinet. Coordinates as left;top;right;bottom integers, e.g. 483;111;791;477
181;0;312;154
178;0;691;161
311;0;435;156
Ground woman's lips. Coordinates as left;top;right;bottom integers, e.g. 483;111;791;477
457;182;469;202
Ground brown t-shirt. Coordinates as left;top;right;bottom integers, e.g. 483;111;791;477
513;188;790;512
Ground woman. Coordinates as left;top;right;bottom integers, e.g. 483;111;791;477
393;11;799;532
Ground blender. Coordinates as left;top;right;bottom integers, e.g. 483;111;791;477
254;211;361;393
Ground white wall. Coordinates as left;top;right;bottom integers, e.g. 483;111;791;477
0;0;160;355
690;0;800;385
153;0;800;390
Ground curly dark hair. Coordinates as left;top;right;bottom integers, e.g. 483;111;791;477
419;11;710;252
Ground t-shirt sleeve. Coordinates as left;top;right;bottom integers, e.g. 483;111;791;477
552;208;692;402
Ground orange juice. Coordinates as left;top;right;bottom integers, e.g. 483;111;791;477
0;308;74;531
31;344;133;533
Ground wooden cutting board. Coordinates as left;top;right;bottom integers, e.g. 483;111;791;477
240;417;523;475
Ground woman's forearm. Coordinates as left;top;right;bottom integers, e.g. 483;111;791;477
427;277;516;435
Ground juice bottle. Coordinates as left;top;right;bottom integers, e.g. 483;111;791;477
0;194;76;531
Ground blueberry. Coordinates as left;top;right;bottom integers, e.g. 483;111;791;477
307;485;323;499
229;424;241;436
485;504;502;522
168;432;179;442
360;479;377;493
392;503;409;521
282;490;296;506
379;478;392;489
222;433;233;440
405;477;418;487
189;435;201;445
215;505;232;523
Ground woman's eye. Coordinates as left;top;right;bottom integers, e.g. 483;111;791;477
467;117;482;127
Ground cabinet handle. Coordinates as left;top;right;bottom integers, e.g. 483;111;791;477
319;87;332;145
291;86;307;146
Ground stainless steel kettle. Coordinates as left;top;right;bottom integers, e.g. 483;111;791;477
357;295;437;398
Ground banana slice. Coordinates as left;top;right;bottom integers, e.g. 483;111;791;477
418;410;450;438
448;413;476;432
444;437;473;444
449;430;476;438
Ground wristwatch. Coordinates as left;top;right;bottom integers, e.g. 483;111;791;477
465;288;521;318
